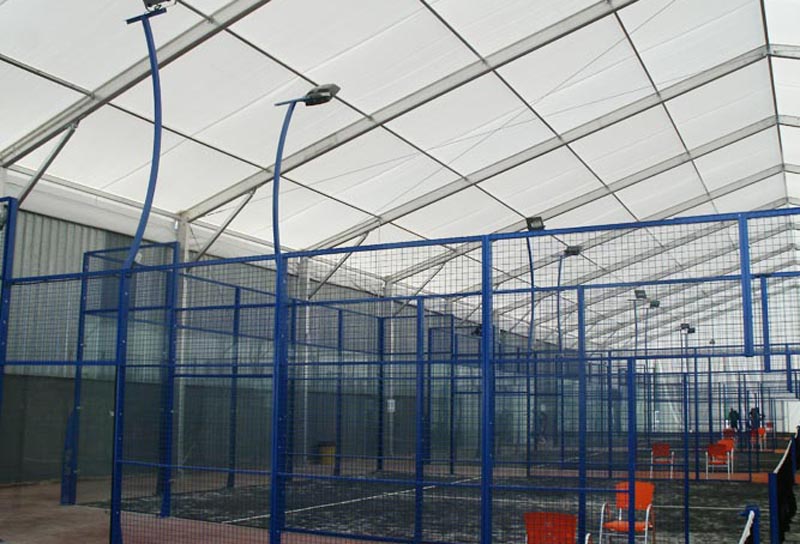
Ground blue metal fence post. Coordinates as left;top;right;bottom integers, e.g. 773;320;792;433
426;327;434;464
577;288;588;542
269;253;290;544
761;275;771;371
683;373;690;544
158;244;179;516
693;349;700;480
480;236;495;544
377;317;385;472
109;272;132;544
227;287;242;488
525;348;532;477
707;356;713;445
0;198;17;431
415;299;426;543
533;352;539;454
62;252;88;505
448;314;456;475
626;357;637;544
334;308;343;477
453;334;460;472
739;216;755;357
607;353;614;479
786;346;793;393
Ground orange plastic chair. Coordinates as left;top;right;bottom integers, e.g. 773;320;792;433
599;482;655;543
649;443;675;478
722;427;736;442
718;438;736;469
705;443;731;479
750;428;767;449
524;512;591;544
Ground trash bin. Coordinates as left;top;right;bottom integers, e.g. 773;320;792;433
317;441;336;465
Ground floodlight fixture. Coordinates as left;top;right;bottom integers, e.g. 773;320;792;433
688;326;696;334
526;216;545;231
709;338;716;345
679;323;691;333
143;0;174;11
564;245;582;257
634;289;647;300
649;299;660;309
303;84;340;106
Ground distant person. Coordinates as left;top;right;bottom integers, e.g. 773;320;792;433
538;407;549;447
749;407;761;430
728;408;740;430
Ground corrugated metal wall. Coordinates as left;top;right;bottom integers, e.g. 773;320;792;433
13;211;131;277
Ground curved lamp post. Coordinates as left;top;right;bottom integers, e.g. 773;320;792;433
269;83;339;544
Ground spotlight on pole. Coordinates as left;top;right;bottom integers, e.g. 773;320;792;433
143;0;175;11
526;216;545;231
303;84;340;106
649;299;660;309
564;245;582;257
634;289;648;300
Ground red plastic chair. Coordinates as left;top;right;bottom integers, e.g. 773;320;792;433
649;443;675;478
599;482;655;543
705;442;731;479
722;427;736;442
718;438;736;469
750;428;767;449
524;512;591;544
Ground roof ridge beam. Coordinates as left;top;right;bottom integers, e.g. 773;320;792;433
310;45;770;251
495;210;790;317
0;0;273;167
182;0;643;222
387;116;779;284
485;163;784;295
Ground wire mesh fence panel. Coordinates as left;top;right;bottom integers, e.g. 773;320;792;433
8;207;800;543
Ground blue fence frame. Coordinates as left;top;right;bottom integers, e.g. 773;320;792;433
3;200;800;543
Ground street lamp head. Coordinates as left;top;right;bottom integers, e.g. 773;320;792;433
143;0;174;11
564;245;582;257
680;322;691;333
634;289;647;300
526;216;545;231
649;299;660;309
304;84;340;106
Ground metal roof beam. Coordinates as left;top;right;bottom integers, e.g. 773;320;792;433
309;46;771;251
642;258;798;346
181;0;643;222
485;164;785;296
387;116;782;285
583;228;796;335
0;0;273;167
498;214;791;320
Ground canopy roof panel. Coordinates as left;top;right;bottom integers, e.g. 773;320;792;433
0;0;797;305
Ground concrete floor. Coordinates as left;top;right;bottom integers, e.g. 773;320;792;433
0;482;109;544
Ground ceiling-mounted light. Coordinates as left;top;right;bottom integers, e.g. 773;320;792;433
526;216;545;231
564;245;582;257
143;0;175;11
303;84;340;106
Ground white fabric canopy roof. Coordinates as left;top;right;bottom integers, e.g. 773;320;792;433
1;0;799;320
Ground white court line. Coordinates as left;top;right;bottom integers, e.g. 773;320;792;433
222;476;479;525
223;450;615;525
